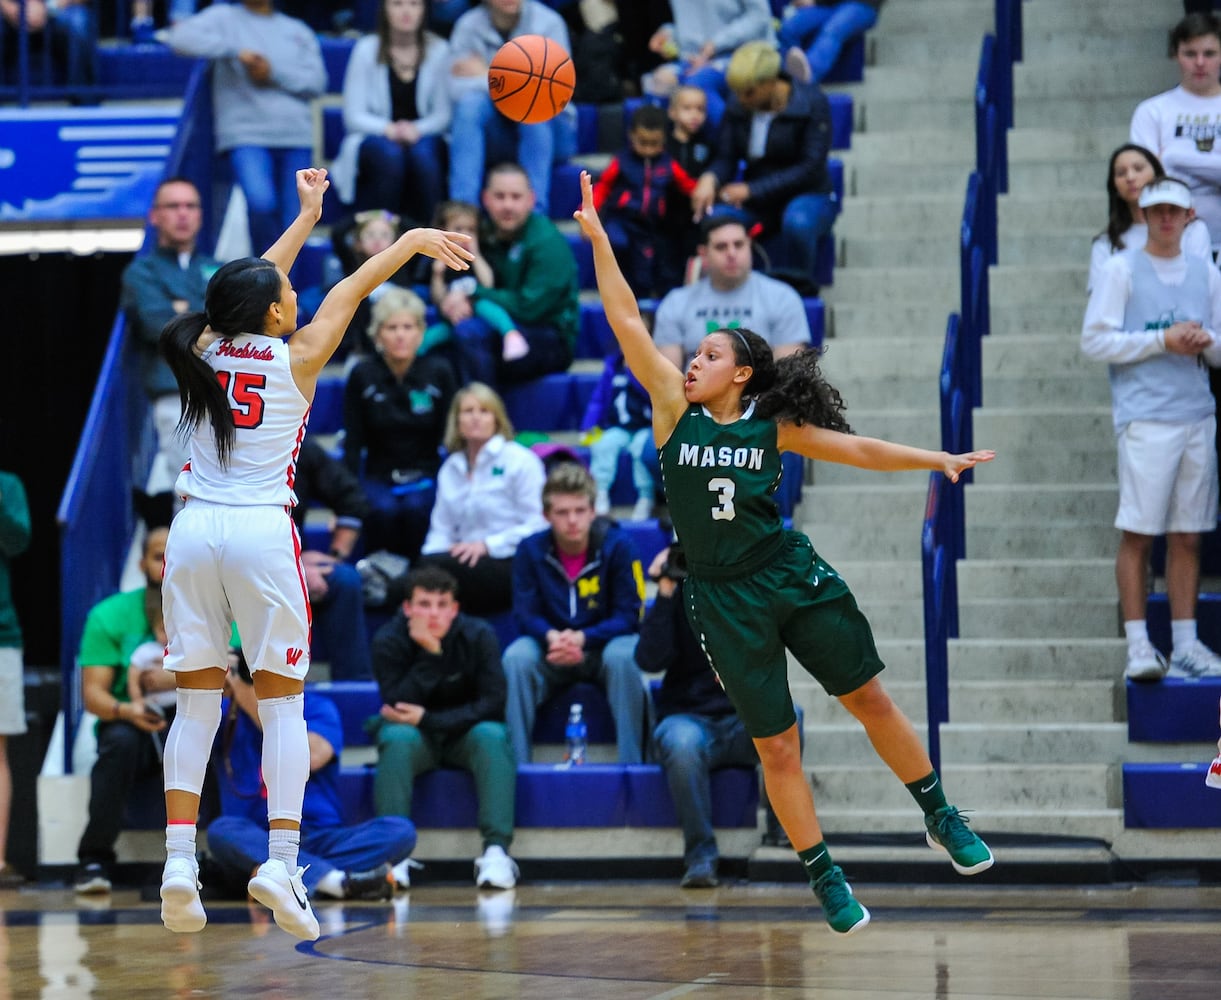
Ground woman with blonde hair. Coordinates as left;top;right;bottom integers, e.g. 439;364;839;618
342;285;458;562
417;383;547;615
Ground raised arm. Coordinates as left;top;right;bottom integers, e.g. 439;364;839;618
572;170;687;436
777;422;995;483
262;168;328;273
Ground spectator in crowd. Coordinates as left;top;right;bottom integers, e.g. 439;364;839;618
0;0;95;89
444;163;580;388
73;528;179;894
370;566;518;889
160;0;327;257
690;40;837;287
1082;177;1221;682
121;178;222;512
293;437;375;681
652;215;813;371
642;0;774;125
446;0;575;214
426;199;532;366
1131;12;1221;251
503;462;646;764
780;0;883;86
207;650;419;900
581;350;655;521
419;383;548;615
0;470;29;888
1089;144;1213;295
331;0;452;222
665;84;715;261
343;287;458;562
592;102;697;298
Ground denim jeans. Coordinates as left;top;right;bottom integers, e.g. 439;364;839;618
503;633;645;764
451;317;572;390
778;1;879;83
311;561;372;680
778;191;839;283
228;145;314;257
653;713;759;866
355;133;446;222
361;476;437;564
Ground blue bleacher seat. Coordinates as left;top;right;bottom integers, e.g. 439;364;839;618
309;375;345;435
293;235;333;291
322;105;345;163
1126;677;1221;743
576;102;601;156
320;37;355;94
1152;522;1221;577
503;373;577;431
313;680;383;748
96;44;197;96
821;36;867;86
620;519;672;569
1147;593;1221;659
1122;762;1221;828
566;230;596;291
550;162;585;220
625;765;758;828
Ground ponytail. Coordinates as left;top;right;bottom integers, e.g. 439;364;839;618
160;312;236;467
753;348;853;434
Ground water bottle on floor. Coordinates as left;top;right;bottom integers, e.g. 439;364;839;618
565;703;587;766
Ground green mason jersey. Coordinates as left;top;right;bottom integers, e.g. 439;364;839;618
658;402;787;576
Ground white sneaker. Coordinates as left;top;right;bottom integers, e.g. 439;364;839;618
594;490;611;516
784;45;813;84
1125;642;1168;681
160;857;207;933
474;846;518;890
248;859;320;941
1169;640;1221;678
1206;755;1221;790
630;497;653;521
391;857;424;890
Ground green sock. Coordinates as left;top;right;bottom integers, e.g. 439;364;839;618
906;770;949;816
797;841;834;885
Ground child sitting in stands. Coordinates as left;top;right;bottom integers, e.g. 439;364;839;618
581;350;655;521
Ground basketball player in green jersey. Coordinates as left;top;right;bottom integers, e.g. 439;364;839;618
574;171;996;935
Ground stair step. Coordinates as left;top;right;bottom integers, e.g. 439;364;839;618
948;638;1124;680
939;722;1130;764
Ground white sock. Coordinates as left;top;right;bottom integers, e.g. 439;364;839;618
1172;619;1198;653
163;688;223;798
165;824;197;864
257;693;309;825
268;827;300;870
314;869;346;898
1124;620;1151;655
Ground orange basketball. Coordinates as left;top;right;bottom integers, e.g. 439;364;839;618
488;34;575;125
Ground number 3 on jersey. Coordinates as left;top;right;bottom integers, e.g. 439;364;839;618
216;370;267;429
708;476;736;521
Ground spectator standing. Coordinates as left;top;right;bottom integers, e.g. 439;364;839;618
1089;143;1213;295
690;40;837;287
72;527;179;895
0;471;29;888
780;0;883;87
1130;13;1221;251
1082;176;1221;681
160;0;327;257
446;0;575;214
331;0;452;222
0;0;95;89
121;178;221;508
370;566;519;889
653;216;812;371
503;462;646;764
419;383;548;615
293;437;375;680
343;287;458;562
207;654;418;900
445;164;580;388
592;102;697;298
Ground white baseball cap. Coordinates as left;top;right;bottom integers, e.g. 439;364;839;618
1138;177;1192;210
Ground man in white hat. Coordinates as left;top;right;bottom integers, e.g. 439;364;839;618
1083;175;1221;682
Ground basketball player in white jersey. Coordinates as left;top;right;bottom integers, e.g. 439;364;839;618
155;167;472;940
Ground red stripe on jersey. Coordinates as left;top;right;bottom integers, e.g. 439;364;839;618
287;509;313;648
285;407;309;493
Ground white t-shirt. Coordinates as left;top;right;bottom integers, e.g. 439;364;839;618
1087;218;1214;294
1131;85;1221;248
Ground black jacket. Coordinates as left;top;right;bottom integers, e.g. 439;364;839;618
292;438;370;535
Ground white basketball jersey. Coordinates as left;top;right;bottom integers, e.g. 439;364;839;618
175;334;309;507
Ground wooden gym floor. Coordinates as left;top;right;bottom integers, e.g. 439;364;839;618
2;880;1220;998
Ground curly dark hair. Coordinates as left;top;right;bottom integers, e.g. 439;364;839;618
752;346;853;434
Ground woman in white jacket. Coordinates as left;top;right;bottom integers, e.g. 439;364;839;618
331;0;452;222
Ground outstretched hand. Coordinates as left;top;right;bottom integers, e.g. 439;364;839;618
945;449;996;483
296;168;329;221
410;228;475;272
572;171;606;241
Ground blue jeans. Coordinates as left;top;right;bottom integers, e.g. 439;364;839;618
447;90;576;213
361;476;437;563
503;634;645;764
206;815;417;892
311;561;372;681
355;133;446;222
778;1;879;84
653;713;758;867
229;145;313;257
451;317;572;390
778;191;839;283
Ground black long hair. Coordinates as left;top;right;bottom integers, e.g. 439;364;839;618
746;335;853;434
1099;144;1164;252
159;257;282;467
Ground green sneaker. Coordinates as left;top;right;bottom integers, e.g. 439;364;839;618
925;805;994;875
811;865;870;934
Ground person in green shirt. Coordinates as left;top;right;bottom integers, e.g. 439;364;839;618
72;527;178;895
0;470;30;887
574;170;995;936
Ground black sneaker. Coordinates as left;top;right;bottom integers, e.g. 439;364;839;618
74;863;111;895
343;863;394;901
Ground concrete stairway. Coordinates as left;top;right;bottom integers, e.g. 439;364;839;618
771;0;1216;874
